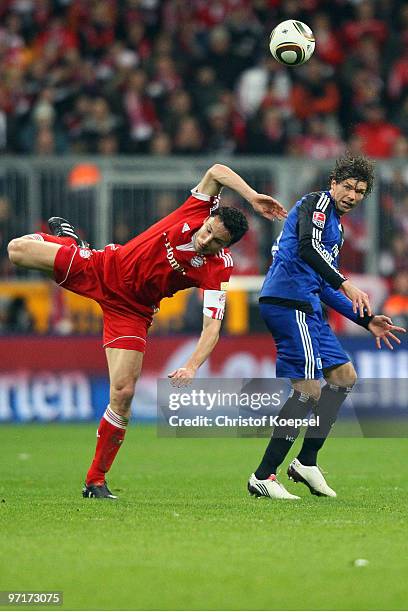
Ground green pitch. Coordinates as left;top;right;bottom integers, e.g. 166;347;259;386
1;424;408;611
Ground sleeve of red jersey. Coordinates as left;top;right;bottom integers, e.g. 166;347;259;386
200;250;233;321
178;187;221;216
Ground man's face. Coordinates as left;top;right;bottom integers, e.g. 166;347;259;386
193;215;231;255
330;178;367;215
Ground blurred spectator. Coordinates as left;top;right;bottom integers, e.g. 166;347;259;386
81;96;122;153
123;68;158;152
342;0;388;48
392;135;408;159
393;94;408;135
192;66;223;118
149;130;172;155
4;296;34;333
237;57;291;119
35;125;56;155
353;104;401;158
291;115;344;160
291;57;340;121
312;12;344;67
379;233;408;278
97;132;119;155
247;107;288;155
0;195;24;262
205;103;237;154
388;47;408;105
19;90;68;153
162;89;193;136
382;271;408;330
206;26;243;90
173;116;204;154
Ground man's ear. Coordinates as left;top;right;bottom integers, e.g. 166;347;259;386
330;179;336;190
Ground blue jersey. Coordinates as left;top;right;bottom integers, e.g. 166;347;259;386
261;191;345;311
260;190;372;328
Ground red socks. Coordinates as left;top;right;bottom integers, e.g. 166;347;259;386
35;233;77;246
86;406;128;485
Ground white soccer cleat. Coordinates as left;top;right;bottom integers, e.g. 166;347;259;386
248;473;300;500
287;458;337;497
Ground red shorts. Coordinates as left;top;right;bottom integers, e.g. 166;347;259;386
53;245;153;352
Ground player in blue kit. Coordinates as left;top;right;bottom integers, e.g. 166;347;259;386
248;155;406;500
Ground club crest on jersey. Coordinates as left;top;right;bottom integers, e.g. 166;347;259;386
79;248;91;259
190;255;204;267
312;211;326;229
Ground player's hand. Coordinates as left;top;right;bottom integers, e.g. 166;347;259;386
168;367;197;387
368;315;406;350
341;280;372;317
250;193;287;221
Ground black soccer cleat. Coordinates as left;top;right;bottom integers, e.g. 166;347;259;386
48;216;89;248
82;482;118;499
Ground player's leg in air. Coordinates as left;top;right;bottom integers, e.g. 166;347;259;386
82;347;144;500
9;217;144;500
7;217;87;274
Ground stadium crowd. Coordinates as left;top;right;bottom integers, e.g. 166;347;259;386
0;0;408;333
0;0;407;157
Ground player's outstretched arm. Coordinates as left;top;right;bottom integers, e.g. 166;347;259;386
195;164;287;221
168;315;222;387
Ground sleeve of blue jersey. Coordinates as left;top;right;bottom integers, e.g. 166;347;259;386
297;192;347;290
320;281;373;329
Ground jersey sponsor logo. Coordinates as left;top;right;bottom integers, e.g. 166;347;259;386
312;211;326;229
331;244;339;258
182;222;190;233
190;255;204;267
79;248;91;259
163;233;186;276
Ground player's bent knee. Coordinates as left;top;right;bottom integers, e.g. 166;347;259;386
110;380;137;411
7;238;26;265
325;362;357;388
292;379;321;402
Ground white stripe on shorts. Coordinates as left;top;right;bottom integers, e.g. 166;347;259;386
295;310;315;379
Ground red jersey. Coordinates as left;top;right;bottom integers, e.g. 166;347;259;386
116;188;233;310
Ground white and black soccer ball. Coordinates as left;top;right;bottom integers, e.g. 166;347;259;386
269;19;315;66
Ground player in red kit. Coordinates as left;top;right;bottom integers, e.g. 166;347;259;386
8;164;287;498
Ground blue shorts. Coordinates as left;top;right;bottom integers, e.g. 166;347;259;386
260;303;350;380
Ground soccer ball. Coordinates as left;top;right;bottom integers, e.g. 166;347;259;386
269;19;315;66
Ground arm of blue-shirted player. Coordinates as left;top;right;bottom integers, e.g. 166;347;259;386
297;193;372;317
320;281;406;350
195;164;287;221
168;313;222;387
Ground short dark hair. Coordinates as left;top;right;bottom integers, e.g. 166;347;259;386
329;154;375;195
212;205;249;245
